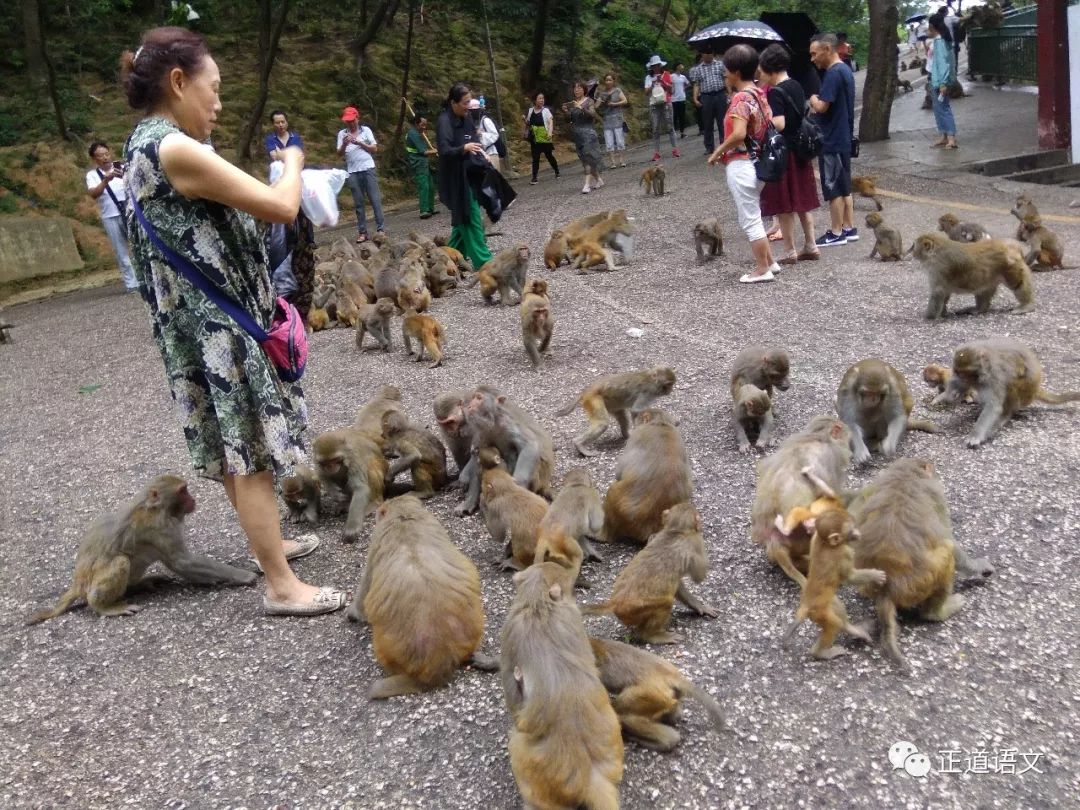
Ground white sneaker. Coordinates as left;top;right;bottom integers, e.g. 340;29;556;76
581;185;591;194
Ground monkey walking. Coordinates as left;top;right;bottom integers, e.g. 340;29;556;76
354;297;396;351
851;175;883;211
732;383;775;453
27;475;256;624
693;218;724;263
640;165;666;196
519;279;554;368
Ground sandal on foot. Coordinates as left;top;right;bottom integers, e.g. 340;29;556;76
264;587;349;617
356;234;368;244
945;142;959;149
739;270;776;283
766;229;784;242
252;533;321;572
777;252;799;266
797;249;821;261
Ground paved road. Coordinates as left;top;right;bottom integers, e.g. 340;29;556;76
2;84;1078;809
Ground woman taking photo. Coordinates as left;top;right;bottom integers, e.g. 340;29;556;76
562;81;604;195
121;27;347;616
595;73;628;169
523;92;559;185
436;83;494;268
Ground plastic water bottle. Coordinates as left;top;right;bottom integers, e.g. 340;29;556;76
478;94;486;109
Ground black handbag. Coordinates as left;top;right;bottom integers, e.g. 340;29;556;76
851;136;861;158
743;92;788;183
771;84;823;162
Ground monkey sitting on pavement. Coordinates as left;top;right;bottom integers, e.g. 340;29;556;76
938;212;990;243
381;411;448;499
866;212;904;261
1018;216;1069;270
543;230;568;269
478;447;549;571
732;383;775;453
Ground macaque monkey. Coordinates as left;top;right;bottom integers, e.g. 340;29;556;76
396;265;432;313
896;77;913;93
561;210;613;243
732;383;775;453
519;279;554;368
381;410;448;498
437;244;471;275
478;448;549;570
584;503;718;643
640;165;666;196
865;212;903;261
933;338;1080;447
603;409;693;544
433;389;474;477
693;218;724;263
782;508;885;659
567;209;636;271
543;229;568;269
281;465;322;525
468;243;529;305
556;366;677;456
922;363;977;404
1010;193;1039;240
336;292;360;328
774;467;845;536
347;496;495;698
730;345;791;399
27;475;255;624
312;427;388;543
849;459;994;667
568;238;618;273
836;359;939;465
307;305;331;332
851;175;883;211
354;297;396;351
353;385;406;437
589;637;728;751
909;232;1035;318
1019;216;1067;270
938;212;990;243
750;415;852;587
401;309;444;368
422;250;458;297
500;562;624;810
534;467;605;587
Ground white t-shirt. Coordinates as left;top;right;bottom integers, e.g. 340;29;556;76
670;73;690;102
85;168;127;220
478;115;500;156
337;126;377;173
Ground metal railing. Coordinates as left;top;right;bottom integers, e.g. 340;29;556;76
967;4;1037;83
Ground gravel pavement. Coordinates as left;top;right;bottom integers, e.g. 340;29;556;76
3;100;1080;809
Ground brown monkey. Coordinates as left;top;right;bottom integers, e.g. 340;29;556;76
534;467;606;586
500;562;624;810
851;175;883;211
561;210;614;243
468;243;529;305
729;345;791;399
585;503;717;643
567;238;618;273
335;292;360;328
933;338;1080;447
27;475;255;624
589;637;727;751
478;447;549;570
773;467;846;537
354;297;396;352
910;232;1035;318
437;244;472;275
922;363;977;404
1019;216;1067;270
401;309;445;368
396;263;432;313
281;465;322;525
519;279;554;368
865;212;904;261
849;458;994;667
896;77;913;93
567;209;636;270
782;508;885;659
432;389;474;477
381;410;448;498
1010;193;1039;240
938;212;990;243
693;218;724;263
836;359;939;465
640;165;666;196
543;229;568;269
312;427;389;543
732;383;775;453
750;415;852;587
556;366;677;456
307;305;331;332
353;385;406;437
347;495;494;698
603;409;693;544
422;249;458;297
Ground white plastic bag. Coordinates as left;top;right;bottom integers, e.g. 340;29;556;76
268;163;349;227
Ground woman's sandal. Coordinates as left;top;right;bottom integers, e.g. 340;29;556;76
264;586;350;617
797;249;821;261
251;533;320;573
778;251;799;265
356;233;368;244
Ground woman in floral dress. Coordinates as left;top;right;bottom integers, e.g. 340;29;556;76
121;26;347;616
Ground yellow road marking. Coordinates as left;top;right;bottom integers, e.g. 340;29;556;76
876;188;1080;224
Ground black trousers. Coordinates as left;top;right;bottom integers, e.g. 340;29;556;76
530;141;559;180
699;92;728;153
672;101;687;135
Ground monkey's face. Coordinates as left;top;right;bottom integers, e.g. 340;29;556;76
938;214;958;231
176;484;197;516
857;381;888;409
653;368;677;394
952;350;983;384
911;235;939;261
517;245;530;262
866;213;882;228
767;357;790;391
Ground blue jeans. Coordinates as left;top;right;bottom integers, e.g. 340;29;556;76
932;90;956;137
102;214;137;289
346;169;385;235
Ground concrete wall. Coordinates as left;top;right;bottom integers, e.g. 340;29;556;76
0;217;84;282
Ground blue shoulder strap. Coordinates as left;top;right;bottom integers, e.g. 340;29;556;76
129;194;268;343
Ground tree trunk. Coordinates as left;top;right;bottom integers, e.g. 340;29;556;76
351;0;400;69
236;0;291;162
682;6;701;40
520;0;551;93
22;0;45;79
859;0;899;142
653;0;673;48
393;0;416;144
564;0;581;79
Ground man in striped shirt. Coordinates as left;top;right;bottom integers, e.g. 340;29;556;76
689;46;727;156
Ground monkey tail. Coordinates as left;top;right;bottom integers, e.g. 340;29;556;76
26;587;82;625
1034;389;1080;405
906;417;941;433
781;612;805;648
554;394;583;417
463;273;480;289
684;684;730;733
579;601;613;617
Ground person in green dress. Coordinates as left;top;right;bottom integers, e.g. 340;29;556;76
404;114;438;219
120;26;347;616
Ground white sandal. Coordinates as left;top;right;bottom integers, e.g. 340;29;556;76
264;586;349;617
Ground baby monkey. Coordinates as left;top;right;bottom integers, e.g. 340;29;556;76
865;212;903;261
938;212;990;243
401;309;445;368
732;383;775;453
519;279;554;368
1019;216;1068;270
693;218;724;263
783;508;886;660
354;297;396;351
640;165;666;196
774;467;846;537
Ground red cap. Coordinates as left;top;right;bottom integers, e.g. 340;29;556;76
341;106;359;122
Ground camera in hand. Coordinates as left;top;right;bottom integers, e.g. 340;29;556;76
112;161;126;173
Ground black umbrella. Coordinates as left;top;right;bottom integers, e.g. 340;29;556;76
905;12;928;24
688;19;783;52
758;11;819;54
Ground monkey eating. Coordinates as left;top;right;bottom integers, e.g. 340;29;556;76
354;297;396;352
519;279;554;368
478;447;549;571
27;475;256;624
381;410;448;499
281;465;323;525
693;218;724;263
782;508;886;660
835;359;939;465
468;243;529;305
534;467;606;587
640;165;666;196
938;212;990;243
909;232;1035;319
732;383;775;453
347;495;495;699
584;503;718;644
1010;193;1039;240
556;366;677;457
865;212;904;261
922;362;977;404
312;426;389;543
933;338;1080;447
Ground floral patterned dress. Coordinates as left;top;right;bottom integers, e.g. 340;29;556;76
124;116;307;481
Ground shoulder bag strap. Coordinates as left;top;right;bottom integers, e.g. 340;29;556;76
770;83;804;127
129;195;269;343
97;169;126;213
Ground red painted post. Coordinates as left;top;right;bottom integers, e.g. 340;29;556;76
1037;0;1070;149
